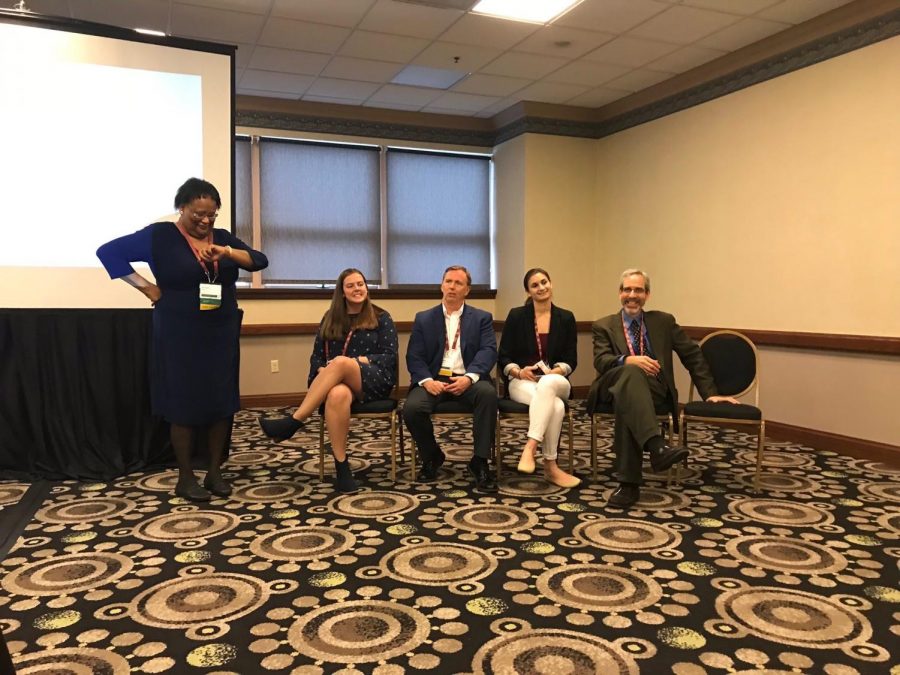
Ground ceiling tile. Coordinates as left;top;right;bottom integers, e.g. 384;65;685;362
757;0;854;25
437;13;540;50
480;52;569;79
270;0;376;27
513;25;615;59
321;56;404;83
171;3;268;44
545;60;631;87
412;41;503;72
555;0;669;34
339;30;431;63
422;92;502;113
367;83;443;107
698;16;790;50
582;36;679;68
452;73;530;97
516;81;591;104
177;0;271;14
603;68;672;92
359;0;463;38
630;5;741;45
566;86;630;108
239;69;315;94
258;17;352;53
681;0;782;15
248;47;331;76
67;0;168;30
645;44;726;74
305;77;381;99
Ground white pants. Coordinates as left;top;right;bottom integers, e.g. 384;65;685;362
508;374;570;461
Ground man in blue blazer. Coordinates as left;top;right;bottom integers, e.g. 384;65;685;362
404;265;498;492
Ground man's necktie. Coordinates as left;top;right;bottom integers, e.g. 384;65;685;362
629;319;642;355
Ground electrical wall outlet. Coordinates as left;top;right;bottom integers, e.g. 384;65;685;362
270;359;279;373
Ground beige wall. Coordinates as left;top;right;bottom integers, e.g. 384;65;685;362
596;36;900;445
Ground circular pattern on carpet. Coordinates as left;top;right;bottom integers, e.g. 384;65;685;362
728;499;834;527
444;504;539;533
231;480;312;503
248;526;356;561
13;647;131;674
535;564;663;612
329;491;419;518
572;519;681;554
35;498;136;523
724;535;848;575
286;599;430;663
2;552;133;596
381;542;497;586
472;629;654;674
134;510;241;543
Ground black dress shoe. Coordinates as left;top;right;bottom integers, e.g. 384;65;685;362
259;416;303;442
649;444;689;473
607;484;640;507
417;451;445;482
468;458;498;493
203;475;232;498
175;480;211;502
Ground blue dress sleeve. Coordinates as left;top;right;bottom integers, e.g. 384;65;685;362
219;230;268;272
96;224;155;279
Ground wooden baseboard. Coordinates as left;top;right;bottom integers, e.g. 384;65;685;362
764;420;900;466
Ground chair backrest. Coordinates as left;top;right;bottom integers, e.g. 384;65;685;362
696;330;759;403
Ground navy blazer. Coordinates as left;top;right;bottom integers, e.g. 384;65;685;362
406;304;497;387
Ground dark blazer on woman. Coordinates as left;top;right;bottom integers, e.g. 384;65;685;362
498;303;577;383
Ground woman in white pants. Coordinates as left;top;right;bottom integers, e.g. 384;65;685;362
498;269;580;488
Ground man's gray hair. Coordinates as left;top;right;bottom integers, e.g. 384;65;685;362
619;268;650;292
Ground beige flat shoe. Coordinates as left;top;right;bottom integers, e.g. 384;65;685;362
545;471;581;489
517;451;536;474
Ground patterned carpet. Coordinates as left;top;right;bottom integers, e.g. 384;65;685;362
1;403;898;674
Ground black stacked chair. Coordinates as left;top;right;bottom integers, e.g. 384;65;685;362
679;330;765;490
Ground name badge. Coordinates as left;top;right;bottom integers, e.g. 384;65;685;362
438;367;453;378
199;283;222;310
534;360;551;375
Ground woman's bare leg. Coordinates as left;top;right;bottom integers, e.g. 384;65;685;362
324;384;353;462
293;357;362;421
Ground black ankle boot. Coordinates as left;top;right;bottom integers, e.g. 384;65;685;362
175;477;211;502
334;458;361;493
259;415;303;442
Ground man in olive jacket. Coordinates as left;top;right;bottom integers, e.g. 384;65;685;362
587;269;738;507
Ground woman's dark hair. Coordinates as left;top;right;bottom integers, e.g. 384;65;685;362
523;267;551;306
174;178;221;209
320;268;381;340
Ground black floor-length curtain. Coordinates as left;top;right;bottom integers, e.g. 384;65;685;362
0;309;171;480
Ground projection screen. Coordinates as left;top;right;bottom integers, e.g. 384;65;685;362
0;10;234;308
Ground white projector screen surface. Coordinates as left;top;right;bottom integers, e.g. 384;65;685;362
0;17;233;308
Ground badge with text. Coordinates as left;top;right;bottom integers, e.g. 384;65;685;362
199;283;222;310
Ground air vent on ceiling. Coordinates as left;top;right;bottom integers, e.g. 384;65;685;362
391;0;478;11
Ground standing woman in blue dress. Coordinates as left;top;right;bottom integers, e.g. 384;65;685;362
97;178;268;501
260;268;398;493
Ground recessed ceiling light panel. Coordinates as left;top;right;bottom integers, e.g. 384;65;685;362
470;0;583;24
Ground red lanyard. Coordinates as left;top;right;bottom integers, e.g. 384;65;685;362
324;330;354;361
444;313;462;352
176;223;218;283
622;315;645;356
534;319;545;362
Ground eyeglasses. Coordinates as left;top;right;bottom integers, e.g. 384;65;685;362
190;211;218;222
621;286;647;295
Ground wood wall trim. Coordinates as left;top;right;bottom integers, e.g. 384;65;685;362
765;420;900;466
242;321;899;356
237;288;496;301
